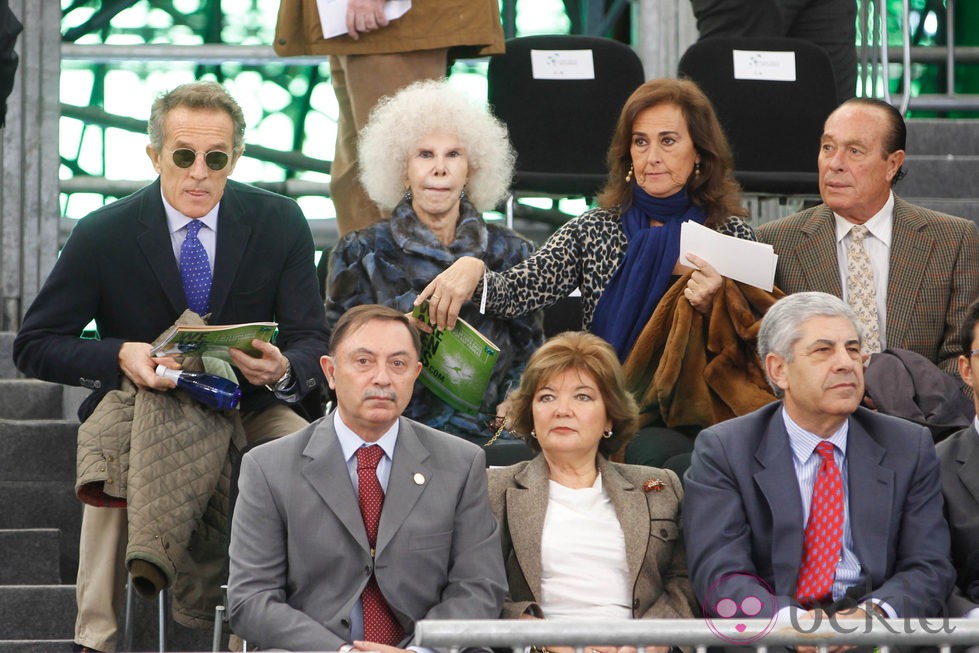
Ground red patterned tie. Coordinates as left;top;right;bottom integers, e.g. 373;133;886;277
356;445;404;646
795;441;844;608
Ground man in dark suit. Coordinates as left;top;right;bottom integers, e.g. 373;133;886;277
756;98;979;375
228;304;506;651
937;299;979;619
13;81;328;653
685;292;954;640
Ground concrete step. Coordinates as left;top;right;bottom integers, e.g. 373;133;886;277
0;585;217;651
0;482;81;584
900;154;979;200
0;420;78;482
0;379;66;420
904;197;979;224
0;585;75;640
0;529;61;584
906;118;979;156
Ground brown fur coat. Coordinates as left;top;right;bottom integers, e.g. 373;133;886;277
624;274;782;430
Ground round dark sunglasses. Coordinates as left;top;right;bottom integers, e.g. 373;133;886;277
170;148;231;171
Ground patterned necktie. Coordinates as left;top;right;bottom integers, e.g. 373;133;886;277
796;441;844;608
846;224;881;353
180;219;212;316
356;445;404;646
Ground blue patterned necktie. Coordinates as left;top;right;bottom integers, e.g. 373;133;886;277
180;220;212;316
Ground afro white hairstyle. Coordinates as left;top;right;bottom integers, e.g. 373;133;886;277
357;79;515;213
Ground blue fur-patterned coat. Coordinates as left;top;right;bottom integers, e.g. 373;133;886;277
324;198;544;443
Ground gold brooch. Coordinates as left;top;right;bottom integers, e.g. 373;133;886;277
643;478;666;492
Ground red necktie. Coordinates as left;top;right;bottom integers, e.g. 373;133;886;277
356;445;404;646
795;441;844;608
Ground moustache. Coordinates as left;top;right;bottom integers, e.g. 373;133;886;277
364;389;397;402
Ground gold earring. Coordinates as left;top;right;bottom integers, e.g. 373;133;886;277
602;428;613;439
530;429;537;439
625;164;633;183
694;161;701;177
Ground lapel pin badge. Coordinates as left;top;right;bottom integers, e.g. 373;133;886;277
413;472;426;485
643;478;666;492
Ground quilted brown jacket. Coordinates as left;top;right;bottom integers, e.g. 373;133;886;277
75;377;245;629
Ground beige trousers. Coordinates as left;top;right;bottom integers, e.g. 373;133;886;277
73;403;309;652
328;48;448;236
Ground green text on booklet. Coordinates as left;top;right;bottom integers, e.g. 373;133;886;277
411;302;500;415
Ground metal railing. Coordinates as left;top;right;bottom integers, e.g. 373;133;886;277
414;618;979;653
866;0;979;113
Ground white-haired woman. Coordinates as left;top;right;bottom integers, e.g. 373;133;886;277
324;79;543;443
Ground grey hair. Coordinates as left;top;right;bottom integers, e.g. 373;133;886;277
357;79;515;212
147;80;246;153
758;292;863;395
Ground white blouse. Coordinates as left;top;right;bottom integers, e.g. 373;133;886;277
539;474;632;619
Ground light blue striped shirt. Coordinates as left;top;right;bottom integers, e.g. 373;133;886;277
162;190;219;274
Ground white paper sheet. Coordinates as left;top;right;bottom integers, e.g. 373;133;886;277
732;49;797;82
679;220;778;291
530;49;596;80
316;0;411;40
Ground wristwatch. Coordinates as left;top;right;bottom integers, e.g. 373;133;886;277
266;360;292;393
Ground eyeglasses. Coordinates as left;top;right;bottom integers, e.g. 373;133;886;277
169;148;231;171
969;349;979;358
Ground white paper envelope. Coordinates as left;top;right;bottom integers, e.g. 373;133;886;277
679;221;778;291
316;0;411;40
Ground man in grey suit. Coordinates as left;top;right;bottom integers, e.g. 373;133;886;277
228;304;507;652
685;292;954;642
937;299;979;619
756;98;979;375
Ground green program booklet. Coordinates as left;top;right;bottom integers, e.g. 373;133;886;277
150;321;277;363
412;302;500;415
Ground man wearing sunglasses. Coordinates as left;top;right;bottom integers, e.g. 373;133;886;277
13;80;329;653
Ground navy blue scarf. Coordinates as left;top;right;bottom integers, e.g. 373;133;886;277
591;185;706;360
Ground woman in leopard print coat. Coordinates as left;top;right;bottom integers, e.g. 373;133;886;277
419;78;754;363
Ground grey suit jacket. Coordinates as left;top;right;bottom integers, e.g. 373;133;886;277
685;402;955;618
936;424;979;617
487;455;697;621
227;413;507;651
756;196;979;374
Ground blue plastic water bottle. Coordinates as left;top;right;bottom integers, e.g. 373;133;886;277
155;364;242;410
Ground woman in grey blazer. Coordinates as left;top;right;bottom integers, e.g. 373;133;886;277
487;332;698;653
